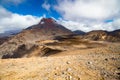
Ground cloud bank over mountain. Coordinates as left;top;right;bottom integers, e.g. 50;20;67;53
54;0;120;32
0;6;41;33
55;0;120;21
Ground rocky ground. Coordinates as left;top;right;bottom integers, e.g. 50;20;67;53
0;38;120;80
0;53;120;80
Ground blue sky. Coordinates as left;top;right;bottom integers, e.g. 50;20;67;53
0;0;120;33
0;0;60;18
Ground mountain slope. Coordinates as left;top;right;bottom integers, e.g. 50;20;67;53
0;18;73;58
0;37;9;45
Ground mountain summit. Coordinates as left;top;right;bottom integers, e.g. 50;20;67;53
39;18;57;24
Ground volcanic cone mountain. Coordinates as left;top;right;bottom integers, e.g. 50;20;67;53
22;18;72;41
0;18;73;58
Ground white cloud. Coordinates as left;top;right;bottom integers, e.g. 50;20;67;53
42;1;51;11
0;7;41;33
55;0;120;21
54;0;120;32
112;19;120;28
58;18;120;32
0;6;12;18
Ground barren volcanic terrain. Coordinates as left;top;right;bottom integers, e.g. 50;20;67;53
0;18;120;80
0;37;120;80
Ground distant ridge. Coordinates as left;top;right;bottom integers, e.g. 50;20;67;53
73;30;85;35
83;29;120;42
